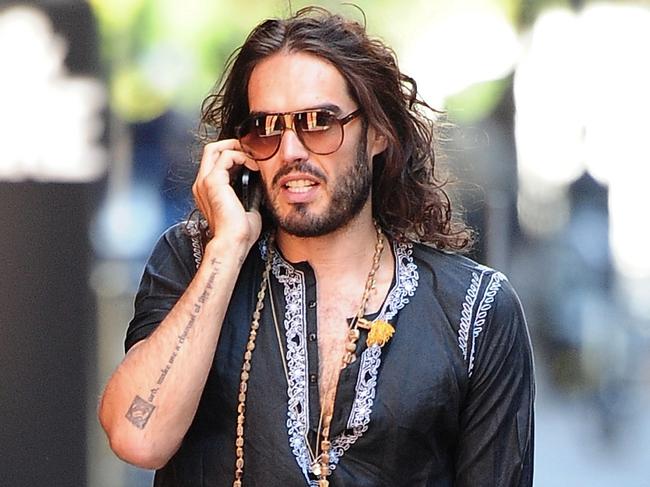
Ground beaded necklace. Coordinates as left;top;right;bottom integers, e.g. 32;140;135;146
232;225;391;486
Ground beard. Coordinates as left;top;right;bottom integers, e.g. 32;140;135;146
264;133;372;238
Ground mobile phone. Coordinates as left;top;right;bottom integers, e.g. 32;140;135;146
232;168;261;211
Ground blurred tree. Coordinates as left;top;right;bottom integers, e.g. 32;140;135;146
88;0;539;124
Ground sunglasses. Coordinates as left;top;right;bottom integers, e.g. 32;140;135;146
236;108;362;161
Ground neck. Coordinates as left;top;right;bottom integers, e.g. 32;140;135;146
274;205;378;274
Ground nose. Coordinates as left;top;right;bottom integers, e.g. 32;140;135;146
277;123;309;163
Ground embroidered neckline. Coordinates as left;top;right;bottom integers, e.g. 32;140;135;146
260;236;419;483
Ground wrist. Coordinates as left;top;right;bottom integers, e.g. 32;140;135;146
203;235;252;268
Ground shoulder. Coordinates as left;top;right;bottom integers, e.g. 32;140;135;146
405;241;528;377
395;240;518;329
149;220;206;269
408;241;509;300
162;220;200;252
131;221;206;293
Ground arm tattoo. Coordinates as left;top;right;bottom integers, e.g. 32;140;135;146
125;262;222;429
126;395;155;429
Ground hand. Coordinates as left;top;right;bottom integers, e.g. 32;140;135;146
192;139;262;249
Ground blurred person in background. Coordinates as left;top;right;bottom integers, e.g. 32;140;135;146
98;7;534;486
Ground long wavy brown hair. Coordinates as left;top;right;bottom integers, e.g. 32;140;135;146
199;6;472;251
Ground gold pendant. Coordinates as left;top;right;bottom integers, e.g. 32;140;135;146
366;320;395;347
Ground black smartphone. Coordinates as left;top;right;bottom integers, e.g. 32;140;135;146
232;168;261;211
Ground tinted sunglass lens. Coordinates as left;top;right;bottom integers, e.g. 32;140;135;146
297;111;342;154
239;117;281;160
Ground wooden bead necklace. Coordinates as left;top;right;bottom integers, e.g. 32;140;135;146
232;224;388;486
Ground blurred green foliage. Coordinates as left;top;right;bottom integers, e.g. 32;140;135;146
88;0;564;124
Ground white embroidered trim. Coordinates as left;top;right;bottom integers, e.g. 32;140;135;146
376;242;420;321
458;271;484;360
468;271;506;377
184;219;204;270
457;267;507;377
261;238;419;482
327;344;381;466
346;345;381;429
268;251;312;480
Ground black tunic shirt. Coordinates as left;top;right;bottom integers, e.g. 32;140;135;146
126;223;534;487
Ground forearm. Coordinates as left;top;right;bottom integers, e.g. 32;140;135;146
99;237;249;469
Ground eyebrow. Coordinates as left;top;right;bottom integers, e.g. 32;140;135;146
248;103;343;118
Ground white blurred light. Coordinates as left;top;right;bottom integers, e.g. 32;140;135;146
514;9;585;188
581;4;650;188
609;181;650;279
141;41;196;95
401;6;520;106
0;6;106;182
514;4;650;278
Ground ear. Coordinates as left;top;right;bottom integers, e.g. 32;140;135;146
368;127;388;158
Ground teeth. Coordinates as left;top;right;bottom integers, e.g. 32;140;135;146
285;179;314;187
285;179;316;192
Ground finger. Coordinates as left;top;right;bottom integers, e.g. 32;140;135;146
203;139;244;159
218;149;252;175
197;150;250;191
193;149;256;215
196;139;245;180
193;141;245;205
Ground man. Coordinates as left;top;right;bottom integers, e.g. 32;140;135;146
99;7;534;487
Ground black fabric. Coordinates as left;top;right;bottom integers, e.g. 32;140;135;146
127;223;535;487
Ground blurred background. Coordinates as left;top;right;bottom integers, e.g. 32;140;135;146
0;0;649;485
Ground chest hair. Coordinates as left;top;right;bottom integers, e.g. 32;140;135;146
315;283;390;409
313;246;395;412
317;300;353;410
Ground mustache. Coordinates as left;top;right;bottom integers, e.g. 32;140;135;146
272;161;327;186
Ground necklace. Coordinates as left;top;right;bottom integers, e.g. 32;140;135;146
314;223;385;486
232;225;389;487
342;223;385;367
232;237;273;487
